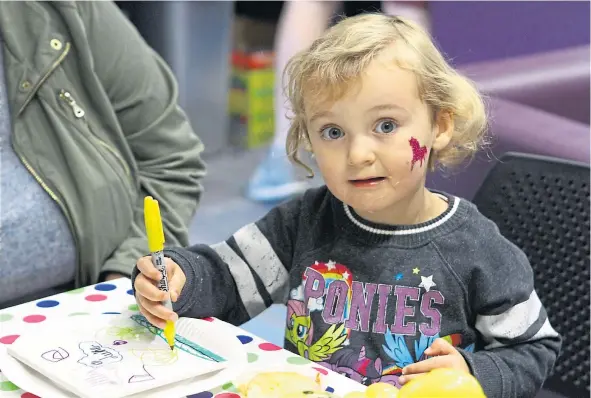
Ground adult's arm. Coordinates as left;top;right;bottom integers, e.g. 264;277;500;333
76;1;206;279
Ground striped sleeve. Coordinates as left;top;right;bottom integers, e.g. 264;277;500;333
168;197;302;325
461;246;562;398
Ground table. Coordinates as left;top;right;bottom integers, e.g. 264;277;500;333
0;278;365;397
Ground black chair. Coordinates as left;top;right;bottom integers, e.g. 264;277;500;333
473;152;590;397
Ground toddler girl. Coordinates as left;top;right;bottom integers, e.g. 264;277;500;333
132;14;560;398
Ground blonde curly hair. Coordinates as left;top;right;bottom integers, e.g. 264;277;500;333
283;13;488;176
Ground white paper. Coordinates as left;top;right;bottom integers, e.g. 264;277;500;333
2;314;246;398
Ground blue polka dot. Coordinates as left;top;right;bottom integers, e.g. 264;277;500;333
95;284;117;291
103;312;121;315
325;386;335;393
36;300;60;308
127;289;134;295
186;392;213;398
237;335;253;344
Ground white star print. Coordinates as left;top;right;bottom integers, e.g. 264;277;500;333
327;260;336;270
343;271;350;279
419;275;436;292
314;261;319;265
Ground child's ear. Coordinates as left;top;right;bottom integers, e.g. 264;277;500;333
431;109;454;151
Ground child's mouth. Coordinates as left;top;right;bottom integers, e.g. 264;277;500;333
349;177;386;187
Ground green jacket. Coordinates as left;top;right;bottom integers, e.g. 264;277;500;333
0;1;206;286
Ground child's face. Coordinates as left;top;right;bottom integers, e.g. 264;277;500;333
305;58;452;220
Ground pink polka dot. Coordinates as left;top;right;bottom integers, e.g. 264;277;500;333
313;366;329;375
21;393;41;398
0;335;20;344
23;315;46;323
258;342;281;351
214;393;240;398
201;317;215;322
85;294;107;302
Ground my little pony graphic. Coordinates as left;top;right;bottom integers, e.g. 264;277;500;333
381;330;475;379
318;346;400;387
285;299;347;361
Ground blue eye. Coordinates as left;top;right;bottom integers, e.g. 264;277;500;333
320;126;344;140
297;324;308;338
375;119;398;134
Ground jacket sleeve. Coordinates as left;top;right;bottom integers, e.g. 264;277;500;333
76;1;206;278
460;242;562;398
132;195;303;326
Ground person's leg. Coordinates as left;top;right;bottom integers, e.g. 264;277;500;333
246;1;339;202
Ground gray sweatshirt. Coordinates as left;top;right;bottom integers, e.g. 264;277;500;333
132;186;560;397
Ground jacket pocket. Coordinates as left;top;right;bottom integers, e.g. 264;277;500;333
57;89;135;197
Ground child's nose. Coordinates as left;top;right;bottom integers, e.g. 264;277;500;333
347;136;376;166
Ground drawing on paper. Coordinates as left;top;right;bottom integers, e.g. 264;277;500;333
128;365;155;383
131;314;226;363
41;347;69;362
6;314;232;398
78;341;123;368
132;347;179;366
98;325;153;342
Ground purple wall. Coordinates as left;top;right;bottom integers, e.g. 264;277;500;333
430;1;590;65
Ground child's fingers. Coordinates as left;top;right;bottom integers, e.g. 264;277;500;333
136;256;162;281
399;373;426;385
134;274;167;301
424;338;455;356
138;303;166;329
137;295;176;323
168;266;186;299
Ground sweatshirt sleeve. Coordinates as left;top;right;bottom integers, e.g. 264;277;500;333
460;241;562;398
136;194;304;326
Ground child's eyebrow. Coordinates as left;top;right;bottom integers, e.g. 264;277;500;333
308;110;334;125
309;104;408;124
367;104;408;113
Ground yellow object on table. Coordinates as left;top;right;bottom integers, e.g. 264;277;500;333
238;371;326;397
397;368;486;398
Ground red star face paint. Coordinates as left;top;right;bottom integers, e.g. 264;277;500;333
409;137;427;171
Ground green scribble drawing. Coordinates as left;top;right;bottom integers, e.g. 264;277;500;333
107;326;152;341
130;314;226;363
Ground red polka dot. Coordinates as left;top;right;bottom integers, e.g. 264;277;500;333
214;393;240;398
23;315;46;323
201;317;215;322
313;366;329;375
258;342;281;351
21;393;41;398
85;294;107;302
0;335;20;344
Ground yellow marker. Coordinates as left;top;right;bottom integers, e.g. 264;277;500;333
144;196;176;350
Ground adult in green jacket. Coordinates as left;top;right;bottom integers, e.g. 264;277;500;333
0;1;206;303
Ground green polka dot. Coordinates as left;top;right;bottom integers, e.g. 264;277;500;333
221;382;235;391
0;313;13;322
286;356;311;365
128;304;139;312
0;381;19;391
247;352;259;363
66;287;85;294
68;312;90;317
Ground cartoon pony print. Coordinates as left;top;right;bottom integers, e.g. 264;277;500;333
318;346;401;387
285;299;347;362
381;330;475;377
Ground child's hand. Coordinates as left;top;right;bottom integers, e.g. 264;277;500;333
399;338;470;385
133;256;186;329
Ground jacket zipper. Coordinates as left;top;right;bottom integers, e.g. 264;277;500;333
12;42;81;284
58;89;131;179
17;43;71;117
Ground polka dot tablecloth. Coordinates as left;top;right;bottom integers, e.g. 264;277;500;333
0;278;363;397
